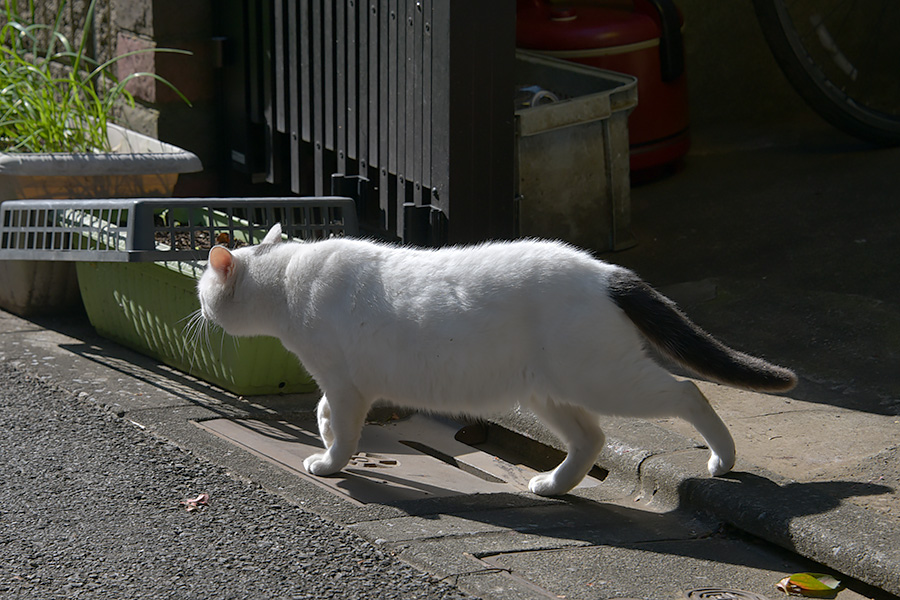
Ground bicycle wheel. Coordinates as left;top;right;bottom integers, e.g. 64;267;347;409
752;0;900;145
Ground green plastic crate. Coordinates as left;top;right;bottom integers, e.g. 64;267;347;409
76;259;315;395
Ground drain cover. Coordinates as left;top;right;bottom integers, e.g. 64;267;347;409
195;413;600;505
685;588;771;600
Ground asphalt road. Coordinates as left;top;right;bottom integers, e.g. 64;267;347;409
0;361;475;600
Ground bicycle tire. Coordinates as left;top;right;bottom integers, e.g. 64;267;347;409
752;0;900;146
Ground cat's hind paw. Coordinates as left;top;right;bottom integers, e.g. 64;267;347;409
303;453;344;476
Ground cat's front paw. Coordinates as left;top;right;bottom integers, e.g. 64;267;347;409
303;453;344;476
528;472;571;497
707;452;734;477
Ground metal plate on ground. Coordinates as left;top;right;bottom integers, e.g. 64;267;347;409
195;413;598;506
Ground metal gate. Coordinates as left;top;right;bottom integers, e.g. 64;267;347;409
217;0;516;245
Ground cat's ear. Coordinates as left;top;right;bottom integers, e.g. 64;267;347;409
209;245;235;281
262;223;283;245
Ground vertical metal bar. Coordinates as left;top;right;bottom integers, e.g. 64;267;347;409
405;0;415;193
312;0;324;195
324;0;334;153
368;0;379;168
388;0;398;181
347;0;358;163
299;0;311;143
411;0;423;206
438;0;514;243
379;0;390;224
483;1;516;242
382;0;400;237
261;0;277;183
288;0;301;192
274;0;287;133
421;0;432;193
336;0;347;173
358;0;369;174
395;0;405;186
429;0;450;219
395;0;406;236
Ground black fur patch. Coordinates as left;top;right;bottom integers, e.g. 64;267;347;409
607;268;797;392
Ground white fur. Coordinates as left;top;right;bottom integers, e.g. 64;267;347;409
197;225;735;496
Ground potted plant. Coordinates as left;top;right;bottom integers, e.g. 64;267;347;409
0;0;201;316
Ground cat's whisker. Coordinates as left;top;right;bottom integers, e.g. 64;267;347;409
179;309;205;372
176;310;197;326
194;317;211;371
180;308;225;375
200;317;218;358
206;326;226;356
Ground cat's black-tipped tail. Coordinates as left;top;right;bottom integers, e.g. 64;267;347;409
607;268;798;392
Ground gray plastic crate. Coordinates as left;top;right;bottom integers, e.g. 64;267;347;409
0;197;358;262
0;197;357;396
515;51;638;252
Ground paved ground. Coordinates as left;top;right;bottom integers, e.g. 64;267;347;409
0;360;473;600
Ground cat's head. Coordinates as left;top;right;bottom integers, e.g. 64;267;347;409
196;223;284;337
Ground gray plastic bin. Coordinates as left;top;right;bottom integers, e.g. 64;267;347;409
0;197;358;262
515;51;638;252
0;197;357;395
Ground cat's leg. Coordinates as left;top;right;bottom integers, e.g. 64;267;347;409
675;379;735;476
525;398;606;497
303;388;369;476
315;395;335;448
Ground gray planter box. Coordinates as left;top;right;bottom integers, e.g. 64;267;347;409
0;124;201;316
516;51;638;252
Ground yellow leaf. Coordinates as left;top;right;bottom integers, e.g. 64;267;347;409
776;573;843;598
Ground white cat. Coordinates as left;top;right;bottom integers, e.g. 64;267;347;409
197;224;796;496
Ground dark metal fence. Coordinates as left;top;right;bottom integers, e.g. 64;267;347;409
217;0;516;245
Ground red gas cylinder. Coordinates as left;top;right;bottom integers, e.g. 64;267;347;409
517;0;690;177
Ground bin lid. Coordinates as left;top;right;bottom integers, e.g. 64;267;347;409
517;0;659;51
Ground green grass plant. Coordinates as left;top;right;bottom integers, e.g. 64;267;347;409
0;0;190;153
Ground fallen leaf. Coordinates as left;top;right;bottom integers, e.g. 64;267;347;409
216;232;230;245
180;493;209;512
776;573;843;597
